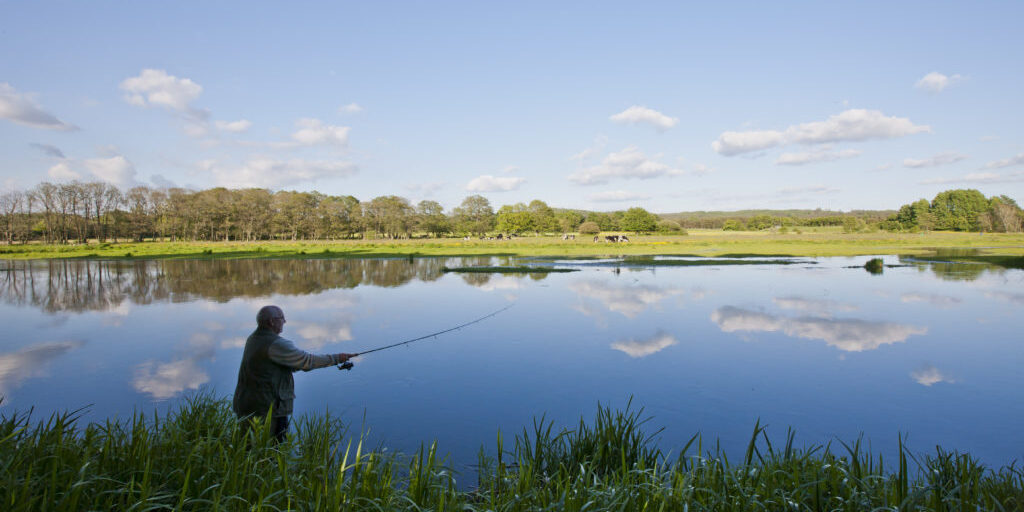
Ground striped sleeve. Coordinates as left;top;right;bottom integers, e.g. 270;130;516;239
267;337;339;371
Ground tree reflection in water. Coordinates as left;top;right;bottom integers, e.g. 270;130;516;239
0;257;500;313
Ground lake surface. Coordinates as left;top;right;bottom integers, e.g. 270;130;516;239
2;255;1022;474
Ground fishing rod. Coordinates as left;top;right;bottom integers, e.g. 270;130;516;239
337;304;513;370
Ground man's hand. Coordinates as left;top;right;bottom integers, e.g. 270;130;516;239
335;353;357;362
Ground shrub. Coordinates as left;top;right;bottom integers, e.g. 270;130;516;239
578;221;600;234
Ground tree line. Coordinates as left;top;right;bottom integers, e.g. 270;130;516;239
0;182;1019;244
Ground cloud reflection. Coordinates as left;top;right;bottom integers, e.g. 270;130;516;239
0;341;84;400
773;296;857;315
133;358;210;400
911;365;956;386
711;306;927;352
611;332;678;358
570;280;683;318
900;293;962;307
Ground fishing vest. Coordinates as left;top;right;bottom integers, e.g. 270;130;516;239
232;327;296;418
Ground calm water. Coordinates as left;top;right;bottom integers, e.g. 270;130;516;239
2;256;1022;472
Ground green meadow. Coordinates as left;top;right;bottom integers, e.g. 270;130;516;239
2;229;1024;265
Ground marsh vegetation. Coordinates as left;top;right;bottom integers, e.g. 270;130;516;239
2;395;1021;511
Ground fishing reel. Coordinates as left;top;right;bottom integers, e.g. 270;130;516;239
337;361;354;371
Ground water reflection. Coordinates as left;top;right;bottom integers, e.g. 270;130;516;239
711;306;927;352
0;258;476;313
772;296;858;316
570;279;684;318
610;331;678;358
0;341;84;400
899;256;1003;282
911;365;956;386
900;293;962;307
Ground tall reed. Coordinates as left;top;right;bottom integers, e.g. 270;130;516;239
2;394;1021;511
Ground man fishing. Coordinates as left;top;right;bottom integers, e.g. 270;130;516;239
232;305;356;442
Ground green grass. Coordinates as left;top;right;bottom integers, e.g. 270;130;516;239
2;230;1024;262
2;394;1021;511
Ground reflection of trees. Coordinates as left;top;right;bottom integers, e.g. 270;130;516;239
0;258;455;313
899;255;1000;282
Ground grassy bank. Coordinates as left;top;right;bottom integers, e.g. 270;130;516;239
2;229;1024;262
2;396;1021;511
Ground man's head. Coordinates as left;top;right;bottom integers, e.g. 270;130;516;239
257;305;286;334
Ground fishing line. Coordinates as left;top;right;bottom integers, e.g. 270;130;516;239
337;304;513;370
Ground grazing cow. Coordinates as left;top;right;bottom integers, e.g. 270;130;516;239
619;235;629;242
593;235;600;243
497;233;504;240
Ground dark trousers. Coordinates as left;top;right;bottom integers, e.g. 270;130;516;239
241;415;290;443
271;415;289;443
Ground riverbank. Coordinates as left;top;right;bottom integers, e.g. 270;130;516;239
3;230;1024;263
1;395;1020;511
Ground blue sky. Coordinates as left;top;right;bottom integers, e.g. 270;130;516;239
2;1;1022;213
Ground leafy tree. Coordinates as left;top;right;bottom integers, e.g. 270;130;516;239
528;200;559;234
931;189;989;231
453;195;495;235
578;221;600;234
989;195;1022;233
495;203;535;234
556;210;584;233
657;219;684;233
722;219;745;231
416;200;450;237
621;207;658;234
363;195;414;239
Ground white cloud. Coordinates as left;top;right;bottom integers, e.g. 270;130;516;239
919;171;1024;185
571;135;609;161
404;181;446;196
711;130;786;156
611;332;678;358
339;103;364;114
291;118;350;146
31;143;65;158
776;147;862;166
777;185;840;196
0;83;77;131
983;153;1024;169
465;175;525;192
713;109;930;156
587;190;652;202
911;365;956;386
85;155;138;187
206;157;357;189
214;119;252;133
120;69;203;112
903;152;967;168
47;161;81;181
915;72;964;93
711;306;927;352
569;146;682;185
0;341;83;399
502;165;519;174
609;106;678;131
133;358;209;400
